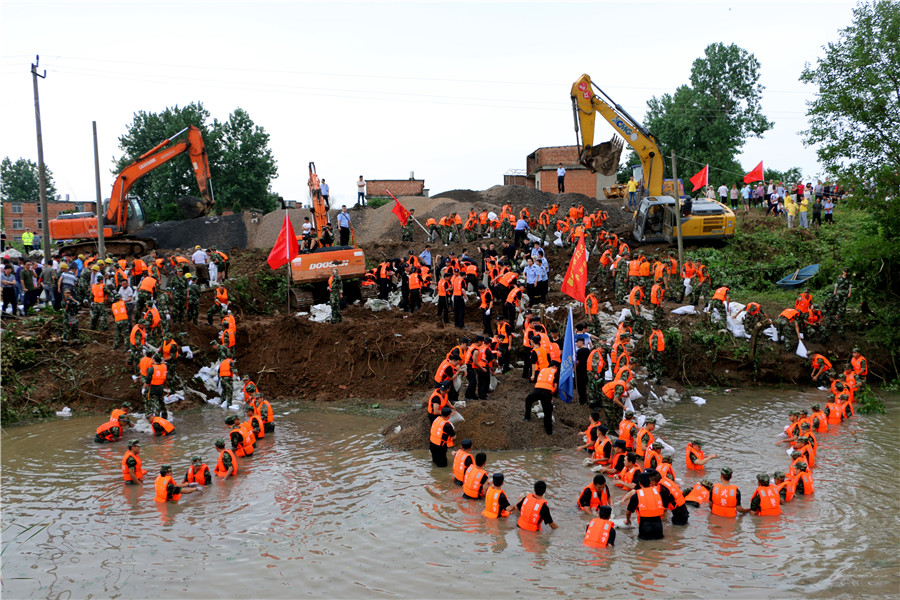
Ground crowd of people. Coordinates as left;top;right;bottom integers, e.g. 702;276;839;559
706;179;844;226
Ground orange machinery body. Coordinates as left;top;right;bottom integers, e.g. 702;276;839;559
49;125;213;242
289;246;367;284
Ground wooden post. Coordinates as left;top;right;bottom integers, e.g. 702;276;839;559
31;56;50;262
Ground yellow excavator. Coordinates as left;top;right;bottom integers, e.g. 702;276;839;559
571;74;735;244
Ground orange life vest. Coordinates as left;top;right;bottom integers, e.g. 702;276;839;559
452;448;472;482
186;464;209;485
638;261;651;277
713;287;729;302
794;292;812;313
219;358;234;377
649;330;665;352
479;289;491;309
684;483;710;505
586;349;605;373
825;402;842;424
216;287;229;305
535;366;557;391
658;477;685;510
130;325;146;347
111;300;128;322
657;462;676;481
615;464;639;489
451;276;465;296
429;416;453;447
617;417;636;449
122;450;146;482
636;486;665;518
162;339;178;361
139;356;153;377
850;355;867;376
215;448;238;477
131;259;147;275
95;421;122;441
517;493;547;532
779;308;800;321
482;486;510;519
154;474;181;502
643;449;662;470
138;276;157;293
149;363;167;386
578;483;609;511
144;307;161;328
796;472;814;495
150;416;174;436
753;485;781;515
685;443;705;470
628;287;644;306
584;294;598;315
584;518;614;548
634;427;654;456
428;389;450;416
711;483;738;517
463;465;487;499
776;478;796;502
91;282;106;303
650;284;663;306
592;437;612;464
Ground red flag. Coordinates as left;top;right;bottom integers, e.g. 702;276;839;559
689;165;709;192
560;232;588;303
743;161;764;184
386;189;410;226
267;212;298;270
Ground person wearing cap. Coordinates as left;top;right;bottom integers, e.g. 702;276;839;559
149;413;175;437
634;418;657;460
773;471;796;503
810;404;828;433
191;246;209;288
588;425;614;466
451;439;474;486
711;467;749;517
155;465;200;503
214;438;238;478
429;405;456;467
647;323;665;384
109;292;130;349
749;473;781;515
483;473;516;519
61;288;81;344
122;440;146;484
685;440;718;470
110;402;132;423
219;356;236;406
517;480;558;531
244;405;265;440
683;479;714;506
428;381;455;425
850;348;867;387
625;472;669;539
462;452;489;500
94;418;125;443
577;474;611;514
657;454;677;482
184;456;212;486
644;441;664;470
226;415;255;457
791;462;814;495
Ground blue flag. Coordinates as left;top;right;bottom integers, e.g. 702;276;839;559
558;307;576;403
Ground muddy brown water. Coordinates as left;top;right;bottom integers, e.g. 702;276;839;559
2;390;898;599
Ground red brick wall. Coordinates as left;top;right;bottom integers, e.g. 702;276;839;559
536;168;596;197
503;174;529;186
2;201;95;242
366;179;425;197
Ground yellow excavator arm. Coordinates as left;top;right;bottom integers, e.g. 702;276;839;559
571;74;664;197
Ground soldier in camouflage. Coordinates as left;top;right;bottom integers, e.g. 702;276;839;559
155;290;171;335
185;275;200;326
62;289;80;344
614;257;629;304
89;273;114;331
75;266;91;304
169;268;187;324
401;209;415;242
826;267;853;338
330;268;343;324
647;322;665;385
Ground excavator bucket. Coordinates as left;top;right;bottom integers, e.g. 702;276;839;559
581;135;624;176
175;195;214;220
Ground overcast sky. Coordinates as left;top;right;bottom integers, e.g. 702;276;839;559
1;1;855;208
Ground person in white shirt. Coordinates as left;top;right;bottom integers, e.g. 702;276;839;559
118;283;136;324
557;164;566;193
357;176;366;207
717;184;728;205
191;246;209;288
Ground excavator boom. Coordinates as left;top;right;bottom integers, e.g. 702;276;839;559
49;125;214;255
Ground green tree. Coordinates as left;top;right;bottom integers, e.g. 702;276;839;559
764;167;803;185
800;0;900;234
638;43;773;186
1;157;58;205
213;107;279;213
115;102;220;222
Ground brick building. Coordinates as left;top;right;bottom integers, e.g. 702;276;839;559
365;174;427;198
2;199;96;243
512;145;616;199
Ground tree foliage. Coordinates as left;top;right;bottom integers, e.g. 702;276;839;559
634;43;773;185
800;0;900;235
764;167;803;185
1;157;58;205
115;103;279;221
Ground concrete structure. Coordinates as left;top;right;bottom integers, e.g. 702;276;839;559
513;145;617;199
366;173;427;198
2;199;96;243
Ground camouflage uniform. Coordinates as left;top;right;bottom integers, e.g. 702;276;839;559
647;327;664;384
220;373;234;405
185;283;200;326
62;293;80;343
169;272;187;324
330;272;343;324
401;221;414;242
113;314;130;349
775;315;799;351
155;291;171;335
828;272;852;337
135;288;152;317
75;269;91;303
143;360;166;416
614;264;628;304
89;284;113;331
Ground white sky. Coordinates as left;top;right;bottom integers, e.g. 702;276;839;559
0;0;855;208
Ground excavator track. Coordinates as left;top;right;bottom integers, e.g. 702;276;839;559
59;236;157;258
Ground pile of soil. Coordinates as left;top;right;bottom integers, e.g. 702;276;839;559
136;213;248;250
381;375;592;451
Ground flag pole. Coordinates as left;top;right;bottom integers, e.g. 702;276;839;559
386;189;429;234
285;210;291;314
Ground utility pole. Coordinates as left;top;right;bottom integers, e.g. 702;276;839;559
92;121;106;259
31;55;50;263
670;150;684;267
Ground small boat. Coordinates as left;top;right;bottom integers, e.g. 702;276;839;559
776;264;819;288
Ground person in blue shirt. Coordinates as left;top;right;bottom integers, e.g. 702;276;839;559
523;257;540;307
530;242;542;260
514;218;530;247
321;179;331;210
419;245;432;268
337;206;352;246
74;255;84;276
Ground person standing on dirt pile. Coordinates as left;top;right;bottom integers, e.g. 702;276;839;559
708;284;730;323
356;175;366;206
850;347;867;387
337;206;351;246
525;364;557;435
556;164;566;194
451;268;466;328
206;283;228;325
825;267;853;338
717;183;728;207
401;208;415;242
327;268;343;323
1;264;18;314
183;273;200;326
574;337;590;404
627;176;638;208
429;405;456;467
406;264;421;313
190;246;209;288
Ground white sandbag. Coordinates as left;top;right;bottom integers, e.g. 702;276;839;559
627;388;643;402
487;211;498;221
683;277;693;297
817;386;828;391
365;299;392;311
654;436;675;454
710;307;723;323
671;305;697;315
526;232;541;244
729;302;746;317
55;407;72;417
180;346;194;359
691;396;707;405
206;396;222;406
309;303;331;323
553;231;564;247
763;325;779;341
785;447;795;457
164;392;184;405
388;290;402;306
448;411;465;425
454;400;467;409
623;397;635;413
489;375;498;392
545;305;559;314
617;308;632;324
796;340;809;358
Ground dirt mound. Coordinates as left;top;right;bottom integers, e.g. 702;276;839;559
236;309;464;402
381;375;591;451
136;213;248;250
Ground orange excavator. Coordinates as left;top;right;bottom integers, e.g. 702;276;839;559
288;162;370;307
49;125;215;256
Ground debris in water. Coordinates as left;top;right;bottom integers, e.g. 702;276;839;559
691;396;707;405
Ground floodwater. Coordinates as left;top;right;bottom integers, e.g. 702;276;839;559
2;390;898;599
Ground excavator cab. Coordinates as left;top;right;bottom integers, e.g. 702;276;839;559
125;196;146;233
633;196;736;243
